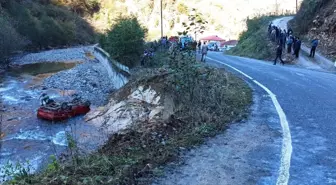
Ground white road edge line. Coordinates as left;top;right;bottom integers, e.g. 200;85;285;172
208;57;293;185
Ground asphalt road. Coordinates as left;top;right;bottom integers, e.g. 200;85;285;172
208;52;336;184
154;52;336;185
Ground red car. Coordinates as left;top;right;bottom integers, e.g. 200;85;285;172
37;99;90;121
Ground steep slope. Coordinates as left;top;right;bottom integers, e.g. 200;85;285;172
290;0;336;60
0;0;96;62
227;16;277;60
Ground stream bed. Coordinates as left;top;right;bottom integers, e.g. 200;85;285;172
0;46;128;181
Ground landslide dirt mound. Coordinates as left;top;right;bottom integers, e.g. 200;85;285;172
85;68;173;135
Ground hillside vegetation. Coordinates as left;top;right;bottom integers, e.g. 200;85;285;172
0;0;96;62
99;16;147;67
227;16;278;60
0;0;301;64
289;0;336;60
89;0;299;40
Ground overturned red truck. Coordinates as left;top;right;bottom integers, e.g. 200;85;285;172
37;94;90;121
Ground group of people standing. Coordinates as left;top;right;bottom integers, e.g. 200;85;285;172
269;23;301;65
268;23;319;65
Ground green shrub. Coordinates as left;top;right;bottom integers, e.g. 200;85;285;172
100;16;147;67
228;16;277;60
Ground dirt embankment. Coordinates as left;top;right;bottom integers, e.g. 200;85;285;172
85;68;173;134
290;0;336;60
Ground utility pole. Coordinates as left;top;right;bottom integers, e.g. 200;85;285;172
296;0;298;13
160;0;163;38
275;0;278;15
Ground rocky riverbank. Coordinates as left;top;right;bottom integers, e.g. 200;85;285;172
10;46;93;65
43;61;115;106
8;46;127;106
0;45;130;182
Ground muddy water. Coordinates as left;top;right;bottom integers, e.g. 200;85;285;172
0;62;109;181
10;62;78;75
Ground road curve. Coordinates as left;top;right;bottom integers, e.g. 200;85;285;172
154;52;336;185
208;52;336;185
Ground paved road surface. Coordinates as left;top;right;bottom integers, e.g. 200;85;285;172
154;52;336;185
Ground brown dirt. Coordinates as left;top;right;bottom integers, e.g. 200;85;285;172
291;0;336;60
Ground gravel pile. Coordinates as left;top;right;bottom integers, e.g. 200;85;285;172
43;61;115;106
11;46;94;65
9;45;127;106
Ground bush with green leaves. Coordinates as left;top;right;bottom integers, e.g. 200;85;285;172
100;16;147;67
0;0;96;54
178;9;208;40
228;16;278;60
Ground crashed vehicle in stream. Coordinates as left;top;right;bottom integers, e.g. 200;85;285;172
37;93;90;121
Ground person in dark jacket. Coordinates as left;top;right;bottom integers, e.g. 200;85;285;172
309;38;319;58
287;36;293;53
293;37;301;58
282;32;287;49
275;27;280;43
292;36;297;54
268;23;273;35
274;44;285;65
197;40;202;53
279;32;284;47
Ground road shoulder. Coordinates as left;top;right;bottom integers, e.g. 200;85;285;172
153;62;283;185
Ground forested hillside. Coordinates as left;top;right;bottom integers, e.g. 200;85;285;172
0;0;96;61
89;0;299;40
0;0;300;62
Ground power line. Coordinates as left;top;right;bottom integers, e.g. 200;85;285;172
160;0;163;38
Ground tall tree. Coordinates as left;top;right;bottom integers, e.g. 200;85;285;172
101;16;147;67
179;9;208;40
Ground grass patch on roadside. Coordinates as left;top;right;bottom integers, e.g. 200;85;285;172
227;16;279;60
6;48;252;185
